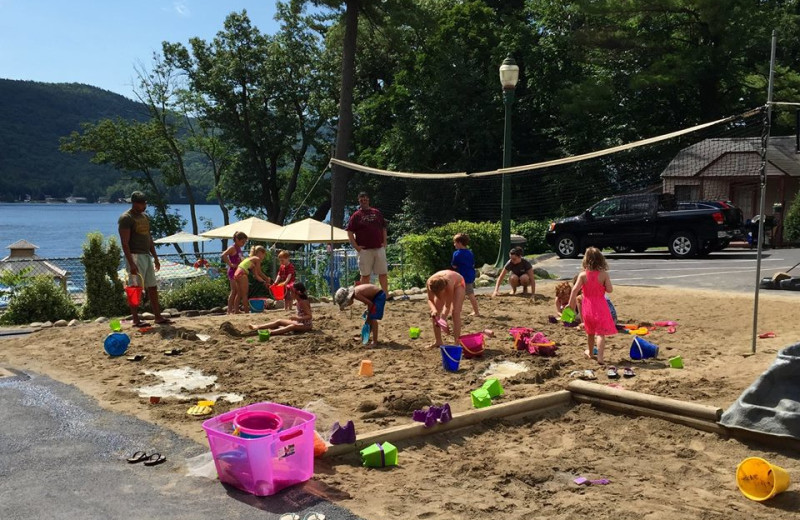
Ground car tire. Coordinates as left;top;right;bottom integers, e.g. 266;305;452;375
555;234;580;259
668;231;697;259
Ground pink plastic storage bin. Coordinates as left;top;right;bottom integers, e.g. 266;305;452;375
202;402;316;496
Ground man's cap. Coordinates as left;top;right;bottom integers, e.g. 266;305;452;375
334;286;355;310
131;191;147;203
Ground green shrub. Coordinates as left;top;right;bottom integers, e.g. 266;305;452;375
160;276;230;311
512;219;553;254
80;232;129;319
784;191;800;244
0;277;79;325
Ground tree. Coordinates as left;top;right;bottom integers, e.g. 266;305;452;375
163;7;336;224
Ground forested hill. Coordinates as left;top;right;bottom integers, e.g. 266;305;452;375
0;79;148;202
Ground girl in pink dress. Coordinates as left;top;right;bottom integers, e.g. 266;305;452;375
568;247;617;364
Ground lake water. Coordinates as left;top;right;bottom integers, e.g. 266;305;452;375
0;203;228;258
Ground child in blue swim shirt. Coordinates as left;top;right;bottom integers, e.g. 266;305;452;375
452;233;480;316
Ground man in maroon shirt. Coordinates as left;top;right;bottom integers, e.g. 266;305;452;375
346;192;389;293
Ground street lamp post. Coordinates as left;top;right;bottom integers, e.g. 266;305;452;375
496;55;519;267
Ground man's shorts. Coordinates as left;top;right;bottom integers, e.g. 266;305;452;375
131;254;158;288
464;282;475;295
368;290;387;321
357;247;388;276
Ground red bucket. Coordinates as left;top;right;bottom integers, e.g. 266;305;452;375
459;332;485;359
124;274;144;306
270;284;286;301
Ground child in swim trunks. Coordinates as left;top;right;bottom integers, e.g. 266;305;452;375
334;283;386;346
426;270;465;349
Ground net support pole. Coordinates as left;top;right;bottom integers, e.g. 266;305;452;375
751;30;777;355
496;86;516;267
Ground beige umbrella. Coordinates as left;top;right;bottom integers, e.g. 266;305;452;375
153;231;211;244
201;217;284;240
260;218;350;244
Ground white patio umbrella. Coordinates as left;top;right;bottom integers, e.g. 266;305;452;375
154;230;212;256
201;217;284;240
259;218;350;244
153;231;211;244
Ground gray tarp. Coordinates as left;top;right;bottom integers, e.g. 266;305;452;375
719;343;800;439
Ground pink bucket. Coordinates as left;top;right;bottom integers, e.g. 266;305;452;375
459;332;485;359
233;411;283;439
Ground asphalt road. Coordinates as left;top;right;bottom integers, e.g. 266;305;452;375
0;369;363;520
535;247;800;293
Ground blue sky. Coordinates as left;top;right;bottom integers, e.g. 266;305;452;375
0;1;281;98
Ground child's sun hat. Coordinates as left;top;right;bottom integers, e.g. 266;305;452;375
334;286;356;310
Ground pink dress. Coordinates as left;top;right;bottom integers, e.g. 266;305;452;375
580;270;617;336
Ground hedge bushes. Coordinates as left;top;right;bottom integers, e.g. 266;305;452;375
0;277;79;325
160;276;230;311
80;232;129;319
398;218;552;288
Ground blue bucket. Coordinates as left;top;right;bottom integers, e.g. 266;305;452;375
440;345;462;372
104;332;130;356
249;298;265;313
630;336;659;360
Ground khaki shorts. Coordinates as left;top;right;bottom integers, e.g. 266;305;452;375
131;254;158;288
465;282;475;295
357;247;388;276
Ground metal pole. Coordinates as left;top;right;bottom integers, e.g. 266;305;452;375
751;30;777;355
495;87;516;267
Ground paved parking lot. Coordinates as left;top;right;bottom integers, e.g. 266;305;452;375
536;248;800;293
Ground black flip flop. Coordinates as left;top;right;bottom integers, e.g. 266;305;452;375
622;367;635;378
127;355;145;362
163;349;182;356
154;319;175;325
127;450;148;463
143;453;166;466
607;366;620;379
132;322;151;329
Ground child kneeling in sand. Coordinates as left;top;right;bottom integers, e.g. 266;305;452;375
334;284;386;346
249;282;312;336
427;269;465;349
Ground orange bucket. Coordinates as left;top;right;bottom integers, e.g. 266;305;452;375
124;273;144;306
270;284;286;301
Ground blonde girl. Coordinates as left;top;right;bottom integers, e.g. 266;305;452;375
222;231;248;314
249;282;312;335
233;246;272;309
568;247;616;364
426;269;466;349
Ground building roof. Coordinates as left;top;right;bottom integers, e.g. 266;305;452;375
661;136;800;178
6;239;39;250
0;258;68;279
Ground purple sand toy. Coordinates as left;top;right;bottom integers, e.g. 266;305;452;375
548;315;559;324
439;403;452;423
424;409;437;428
330;420;356;445
574;477;611;486
412;409;427;422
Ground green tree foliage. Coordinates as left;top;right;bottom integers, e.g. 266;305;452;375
783;189;800;244
0;277;79;325
163;6;336;224
80;232;129;319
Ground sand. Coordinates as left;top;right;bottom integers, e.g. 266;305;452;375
1;282;799;519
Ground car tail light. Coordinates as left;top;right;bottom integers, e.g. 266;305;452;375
712;211;724;224
548;222;556;232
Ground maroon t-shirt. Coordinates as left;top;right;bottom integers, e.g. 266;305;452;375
346;207;386;249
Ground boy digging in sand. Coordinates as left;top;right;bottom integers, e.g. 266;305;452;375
334;284;386;347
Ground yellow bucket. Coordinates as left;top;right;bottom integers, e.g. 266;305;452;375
736;457;791;501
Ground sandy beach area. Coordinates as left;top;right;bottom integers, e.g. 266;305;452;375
1;282;799;519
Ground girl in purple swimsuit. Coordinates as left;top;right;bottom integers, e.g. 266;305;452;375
221;231;247;314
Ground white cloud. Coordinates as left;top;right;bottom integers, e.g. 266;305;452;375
173;1;190;17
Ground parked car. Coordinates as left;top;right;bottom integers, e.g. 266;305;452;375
545;194;744;259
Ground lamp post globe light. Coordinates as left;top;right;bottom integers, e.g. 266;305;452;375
496;55;519;267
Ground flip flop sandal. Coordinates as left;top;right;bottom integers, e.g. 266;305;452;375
126;355;145;362
143;453;167;466
622;367;635;378
667;326;676;334
758;332;776;339
164;349;182;356
127;450;149;463
581;369;597;381
154;319;175;325
187;405;213;417
279;515;300;520
132;322;151;328
607;366;620;379
303;513;326;520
